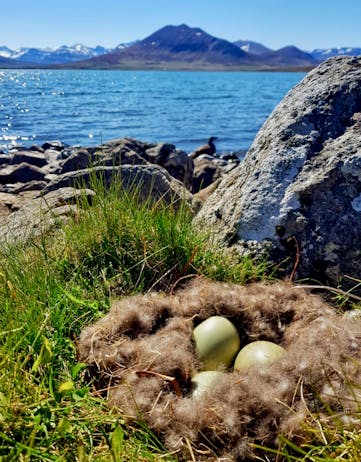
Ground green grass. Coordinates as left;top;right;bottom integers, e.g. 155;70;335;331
0;176;268;461
1;174;360;461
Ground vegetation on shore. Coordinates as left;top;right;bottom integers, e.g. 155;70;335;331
0;177;360;461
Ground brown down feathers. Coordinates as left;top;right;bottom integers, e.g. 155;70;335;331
78;277;361;461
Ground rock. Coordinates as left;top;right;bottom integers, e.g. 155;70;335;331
10;151;48;168
196;56;361;287
191;157;221;193
0;162;46;184
0;192;20;216
42;140;67;151
220;153;240;162
0;187;95;244
60;148;93;173
0;155;10;166
144;143;194;189
92;138;149;166
0;190;41;215
29;145;45;153
0;180;48;194
42;164;195;210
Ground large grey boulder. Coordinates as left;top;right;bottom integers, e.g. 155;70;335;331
196;56;361;286
42;164;195;210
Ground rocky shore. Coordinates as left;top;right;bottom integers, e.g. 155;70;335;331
1;55;360;290
0;136;239;241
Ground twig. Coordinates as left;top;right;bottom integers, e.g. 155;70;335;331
291;285;361;302
146;263;178;293
170;273;199;294
185;438;196;462
135;370;176;382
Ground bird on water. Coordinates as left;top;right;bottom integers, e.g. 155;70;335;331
190;136;218;159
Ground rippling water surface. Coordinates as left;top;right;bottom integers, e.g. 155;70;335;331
0;70;305;153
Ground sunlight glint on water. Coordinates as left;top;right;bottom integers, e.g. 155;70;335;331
0;70;305;153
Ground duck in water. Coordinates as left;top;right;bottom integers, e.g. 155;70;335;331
190;136;218;159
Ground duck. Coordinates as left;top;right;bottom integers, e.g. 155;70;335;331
190;137;218;159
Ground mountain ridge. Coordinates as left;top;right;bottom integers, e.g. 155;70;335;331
1;24;360;70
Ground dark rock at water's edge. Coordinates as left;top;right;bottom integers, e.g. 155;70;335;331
196;56;361;289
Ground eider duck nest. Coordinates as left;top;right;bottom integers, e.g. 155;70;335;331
78;278;361;461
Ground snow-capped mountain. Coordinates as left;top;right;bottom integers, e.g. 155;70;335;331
310;47;361;61
0;43;135;65
1;34;360;68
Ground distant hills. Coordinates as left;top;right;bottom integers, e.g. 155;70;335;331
0;42;136;65
1;24;360;70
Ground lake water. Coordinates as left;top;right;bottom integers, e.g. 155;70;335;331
0;70;305;154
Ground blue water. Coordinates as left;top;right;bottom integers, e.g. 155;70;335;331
0;70;305;154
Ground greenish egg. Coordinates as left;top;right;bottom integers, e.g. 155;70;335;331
234;340;286;371
193;316;241;371
190;371;224;399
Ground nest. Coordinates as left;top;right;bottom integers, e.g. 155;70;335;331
78;278;361;461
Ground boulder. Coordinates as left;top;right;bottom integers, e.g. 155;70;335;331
196;56;361;286
10;151;48;168
191;157;221;193
60;148;93;173
42;164;195;210
0;192;19;216
0;155;10;166
0;190;40;215
144;143;194;189
0;162;46;184
0;187;95;244
0;180;48;195
92;138;149;166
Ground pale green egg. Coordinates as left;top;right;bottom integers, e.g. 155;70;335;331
234;340;286;371
190;371;224;399
193;316;241;371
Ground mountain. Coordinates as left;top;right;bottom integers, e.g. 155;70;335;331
3;26;357;70
71;26;319;70
0;44;110;64
0;55;36;68
0;46;16;58
258;46;319;67
310;47;361;61
0;43;134;65
70;24;260;69
233;40;271;55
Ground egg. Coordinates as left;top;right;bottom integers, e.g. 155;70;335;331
234;340;286;371
193;316;240;370
190;371;224;399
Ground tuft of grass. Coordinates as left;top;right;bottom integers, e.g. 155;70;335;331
2;171;361;460
0;174;268;460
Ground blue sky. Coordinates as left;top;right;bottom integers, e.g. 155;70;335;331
1;0;360;50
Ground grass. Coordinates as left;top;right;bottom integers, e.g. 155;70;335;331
0;175;268;461
1;173;360;461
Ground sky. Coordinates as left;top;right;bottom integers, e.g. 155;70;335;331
1;0;361;51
